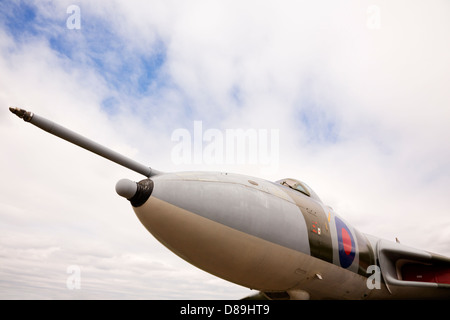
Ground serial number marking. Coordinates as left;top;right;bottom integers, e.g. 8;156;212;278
222;304;269;315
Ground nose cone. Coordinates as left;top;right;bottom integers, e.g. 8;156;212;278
116;178;154;207
115;179;137;199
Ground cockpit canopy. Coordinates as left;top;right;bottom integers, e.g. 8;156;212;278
276;178;322;203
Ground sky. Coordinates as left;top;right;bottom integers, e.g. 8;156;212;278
1;0;449;299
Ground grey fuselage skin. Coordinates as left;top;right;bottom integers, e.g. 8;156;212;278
10;107;450;300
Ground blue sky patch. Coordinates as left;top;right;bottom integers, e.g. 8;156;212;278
1;1;168;107
297;102;339;145
1;1;39;39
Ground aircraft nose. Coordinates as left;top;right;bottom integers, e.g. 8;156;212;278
115;178;154;207
131;172;310;255
128;172;312;291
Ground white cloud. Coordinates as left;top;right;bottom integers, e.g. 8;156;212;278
1;0;449;299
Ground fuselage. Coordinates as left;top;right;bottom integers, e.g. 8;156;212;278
127;171;450;300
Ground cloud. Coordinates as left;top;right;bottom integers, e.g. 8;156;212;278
1;0;449;299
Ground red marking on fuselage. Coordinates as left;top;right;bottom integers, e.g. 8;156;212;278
342;228;352;255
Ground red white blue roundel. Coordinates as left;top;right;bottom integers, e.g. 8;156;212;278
335;217;355;268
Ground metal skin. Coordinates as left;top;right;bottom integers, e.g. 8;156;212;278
9;107;450;300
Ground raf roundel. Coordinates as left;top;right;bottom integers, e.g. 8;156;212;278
335;217;356;268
